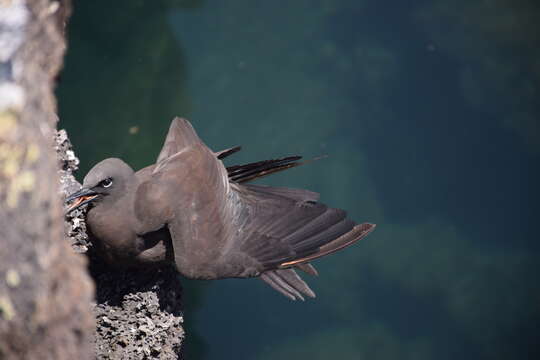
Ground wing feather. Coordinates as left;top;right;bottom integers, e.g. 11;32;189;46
231;184;374;271
155;117;201;164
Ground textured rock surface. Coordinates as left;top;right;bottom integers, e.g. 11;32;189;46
57;129;185;359
56;129;92;253
0;1;95;359
92;265;184;360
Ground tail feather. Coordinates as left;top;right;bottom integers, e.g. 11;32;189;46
260;268;316;301
296;263;318;276
260;224;374;300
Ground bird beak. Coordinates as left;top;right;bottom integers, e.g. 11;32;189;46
65;187;99;214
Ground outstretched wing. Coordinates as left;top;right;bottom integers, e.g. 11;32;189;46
135;118;234;277
136;117;375;300
230;184;374;264
227;183;375;300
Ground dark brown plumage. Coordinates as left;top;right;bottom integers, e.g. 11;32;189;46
66;118;375;300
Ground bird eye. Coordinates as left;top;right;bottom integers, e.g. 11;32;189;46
101;178;113;188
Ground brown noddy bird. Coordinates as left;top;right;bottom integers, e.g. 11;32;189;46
66;118;375;300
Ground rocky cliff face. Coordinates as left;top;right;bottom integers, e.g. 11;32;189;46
1;1;184;358
0;1;94;359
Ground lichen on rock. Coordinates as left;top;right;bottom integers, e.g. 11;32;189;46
56;129;92;252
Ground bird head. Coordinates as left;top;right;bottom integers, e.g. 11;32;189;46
65;158;135;213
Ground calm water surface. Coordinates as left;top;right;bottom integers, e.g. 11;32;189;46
58;1;539;359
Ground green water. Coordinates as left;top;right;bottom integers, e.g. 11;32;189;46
57;1;539;359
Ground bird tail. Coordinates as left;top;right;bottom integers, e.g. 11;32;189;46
258;223;375;301
260;268;316;301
